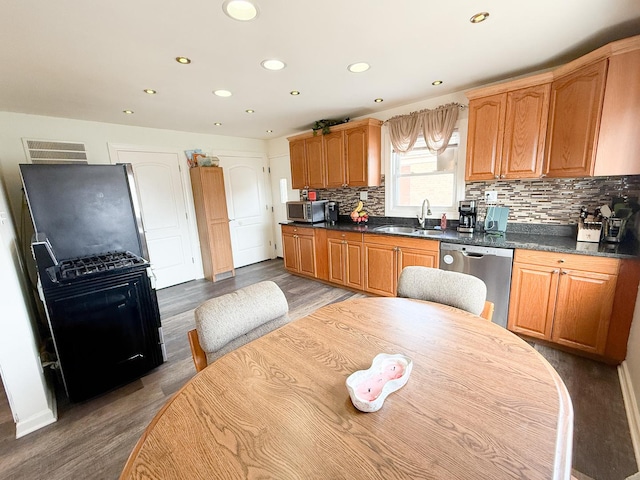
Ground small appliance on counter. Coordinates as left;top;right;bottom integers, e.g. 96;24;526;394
286;200;328;223
577;206;602;243
484;206;509;233
325;201;339;225
457;200;477;233
598;202;634;243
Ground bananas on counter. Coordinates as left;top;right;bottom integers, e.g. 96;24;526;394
350;200;369;223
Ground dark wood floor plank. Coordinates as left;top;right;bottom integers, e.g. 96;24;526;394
0;259;636;479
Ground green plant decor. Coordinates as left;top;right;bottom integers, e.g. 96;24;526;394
312;118;350;135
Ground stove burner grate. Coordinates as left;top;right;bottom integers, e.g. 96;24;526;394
56;251;147;281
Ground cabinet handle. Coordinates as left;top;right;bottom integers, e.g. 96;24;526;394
553;269;559;274
561;271;567;275
494;175;499;179
540;174;547;178
558;259;565;263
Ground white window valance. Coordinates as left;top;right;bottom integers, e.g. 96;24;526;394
386;102;461;155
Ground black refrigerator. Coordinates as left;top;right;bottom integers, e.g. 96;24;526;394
20;163;166;402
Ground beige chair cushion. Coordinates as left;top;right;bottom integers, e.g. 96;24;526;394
396;266;487;315
195;281;289;363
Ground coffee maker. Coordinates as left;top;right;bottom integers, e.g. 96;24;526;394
325;201;339;225
458;200;477;233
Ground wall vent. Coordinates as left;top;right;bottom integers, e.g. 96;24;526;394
22;139;88;164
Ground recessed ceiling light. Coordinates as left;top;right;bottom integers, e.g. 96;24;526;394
214;90;233;97
290;90;300;96
432;80;443;86
266;130;273;133
245;109;255;114
374;98;384;103
214;122;222;126
175;56;191;64
348;62;370;73
223;0;258;21
261;59;286;71
143;89;157;95
470;12;489;23
123;110;134;115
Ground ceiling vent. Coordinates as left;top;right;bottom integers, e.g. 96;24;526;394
22;139;88;164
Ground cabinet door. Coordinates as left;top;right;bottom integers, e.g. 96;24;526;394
200;167;229;222
305;136;325;188
297;234;316;277
594;50;640;176
208;222;235;275
327;238;346;285
501;84;550;179
345;241;364;289
507;263;558;340
325;131;346;188
345;126;369;186
551;269;616;354
364;243;397;296
398;247;438;273
289;139;307;189
465;94;507;181
544;60;607;177
282;232;299;272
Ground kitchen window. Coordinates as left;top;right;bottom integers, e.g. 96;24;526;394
386;130;464;218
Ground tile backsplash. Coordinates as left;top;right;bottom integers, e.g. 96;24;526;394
308;175;640;224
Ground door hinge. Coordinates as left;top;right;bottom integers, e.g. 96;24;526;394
268;167;271;173
269;240;272;246
271;206;274;212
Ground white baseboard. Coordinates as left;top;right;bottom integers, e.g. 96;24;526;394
15;387;57;438
619;360;640;470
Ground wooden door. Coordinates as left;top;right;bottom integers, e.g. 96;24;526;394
507;263;558;340
324;131;346;188
305;136;325;189
465;94;507;181
281;230;299;272
297;233;316;277
501;84;550;179
289;139;307;189
544;60;607;177
207;222;235;275
364;243;397;296
327;238;346;285
594;50;640;176
345;126;369;186
397;247;438;273
551;269;616;354
345;241;364;289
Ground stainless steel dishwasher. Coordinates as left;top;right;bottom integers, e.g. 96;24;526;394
439;242;513;328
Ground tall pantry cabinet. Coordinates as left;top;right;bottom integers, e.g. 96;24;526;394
190;167;235;281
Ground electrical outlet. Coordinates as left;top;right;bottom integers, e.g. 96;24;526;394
485;191;498;202
360;191;368;201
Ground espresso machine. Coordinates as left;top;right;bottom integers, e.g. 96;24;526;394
458;200;477;233
325;201;339;225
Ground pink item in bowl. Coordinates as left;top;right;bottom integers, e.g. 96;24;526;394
346;353;413;412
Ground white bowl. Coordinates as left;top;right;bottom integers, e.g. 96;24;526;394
346;353;413;412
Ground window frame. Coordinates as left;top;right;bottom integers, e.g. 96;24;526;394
383;121;467;220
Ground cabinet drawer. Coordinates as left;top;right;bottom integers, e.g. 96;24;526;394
363;233;439;252
514;249;619;275
326;230;363;243
282;224;315;236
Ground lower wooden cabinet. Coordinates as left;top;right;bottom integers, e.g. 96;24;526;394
363;234;439;296
327;231;364;289
508;249;622;359
281;225;317;278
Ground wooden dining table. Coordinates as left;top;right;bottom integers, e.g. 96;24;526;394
120;297;573;480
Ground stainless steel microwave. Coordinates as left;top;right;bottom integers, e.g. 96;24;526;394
286;200;328;223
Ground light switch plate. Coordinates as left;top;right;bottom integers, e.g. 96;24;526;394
360;191;368;201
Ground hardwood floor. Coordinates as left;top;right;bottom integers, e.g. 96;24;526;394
0;258;636;479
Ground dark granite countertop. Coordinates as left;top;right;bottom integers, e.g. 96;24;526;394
282;219;640;259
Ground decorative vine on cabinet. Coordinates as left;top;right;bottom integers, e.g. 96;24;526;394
287;118;382;189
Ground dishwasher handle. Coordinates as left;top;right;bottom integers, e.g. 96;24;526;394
462;252;484;258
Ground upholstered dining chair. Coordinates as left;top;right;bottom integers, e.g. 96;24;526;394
396;266;495;321
187;280;290;372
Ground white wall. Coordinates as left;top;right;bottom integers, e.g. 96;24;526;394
622;285;640;464
0;112;268;436
0;169;56;437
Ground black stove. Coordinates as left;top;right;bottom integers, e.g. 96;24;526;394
55;251;147;281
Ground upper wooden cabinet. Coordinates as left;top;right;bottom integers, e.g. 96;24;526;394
288;118;382;189
466;76;551;181
289;136;325;189
466;34;640;180
544;60;608;178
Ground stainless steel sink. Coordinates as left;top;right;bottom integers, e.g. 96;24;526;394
372;225;444;237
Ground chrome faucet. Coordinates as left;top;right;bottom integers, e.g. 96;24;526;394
417;198;432;228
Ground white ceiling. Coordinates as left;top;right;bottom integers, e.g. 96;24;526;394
1;1;640;140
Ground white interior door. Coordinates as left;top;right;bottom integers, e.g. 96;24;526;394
108;146;196;289
218;154;274;268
